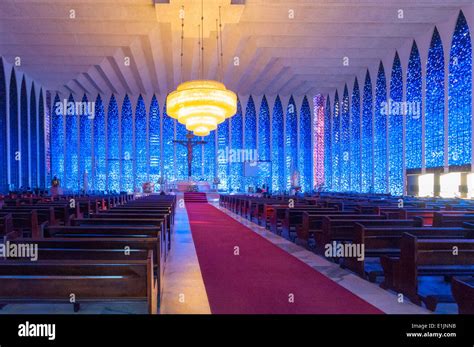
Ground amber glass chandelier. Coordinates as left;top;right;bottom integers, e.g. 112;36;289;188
166;2;236;137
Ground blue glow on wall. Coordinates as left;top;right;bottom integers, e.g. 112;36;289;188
30;84;37;188
230;98;243;192
406;41;422;170
374;62;387;193
135;95;148;188
362;70;373;192
162;103;174;181
38;89;46;188
0;59;6;192
121;95;133;192
217;119;230;191
448;10;472;167
389;52;404;196
299;96;312;192
107;95;119;191
272;96;284;192
203;131;216;182
350;78;361;192
285;95;298;190
191;133;203;180
175;121;189;180
425;28;445;168
79;94;92;191
332;91;341;191
93;95;106;190
340;85;350;192
244;95;257;189
258;95;271;188
50;93;63;188
65;94;78;190
20;77;28;188
324;95;332;190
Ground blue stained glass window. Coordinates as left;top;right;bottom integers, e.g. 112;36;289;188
230;98;243;192
135;95;148;188
191;131;203;180
362;70;373;192
332;91;340;191
374;62;388;193
285;95;298;190
324;95;332;190
340;85;350;192
93;95;106;191
162;103;175;181
79;94;92;191
448;11;472;166
425;28;445;168
38;89;46;188
65;94;78;190
0;60;6;192
298;96;312;192
203;131;216;182
20;77;28;188
271;96;284;192
406;41;423;170
50;93;63;189
350;78;361;192
120;95;133;192
30;84;37;188
257;95;270;188
217;119;230;191
244;95;257;189
389;52;404;196
175;122;190;180
107;95;119;192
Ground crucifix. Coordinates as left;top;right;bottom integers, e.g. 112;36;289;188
174;131;207;178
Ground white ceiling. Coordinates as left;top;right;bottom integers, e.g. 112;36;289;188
0;0;471;97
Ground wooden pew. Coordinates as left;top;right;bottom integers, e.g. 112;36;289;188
383;233;474;310
280;207;338;240
432;212;474;227
298;212;371;247
0;252;157;313
1;206;56;227
0;210;43;238
0;213;15;239
452;277;474;314
89;212;171;254
347;224;471;281
319;217;421;255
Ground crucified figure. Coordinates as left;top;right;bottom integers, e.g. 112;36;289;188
174;131;207;178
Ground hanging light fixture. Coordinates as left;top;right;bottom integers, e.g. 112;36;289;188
166;2;237;137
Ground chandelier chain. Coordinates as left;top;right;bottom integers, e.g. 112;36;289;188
180;5;184;84
219;6;224;81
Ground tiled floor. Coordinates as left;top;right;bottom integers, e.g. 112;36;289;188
159;193;211;314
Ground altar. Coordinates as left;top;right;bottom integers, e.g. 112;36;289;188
175;180;211;192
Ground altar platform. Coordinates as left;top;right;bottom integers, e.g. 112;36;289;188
175;180;211;192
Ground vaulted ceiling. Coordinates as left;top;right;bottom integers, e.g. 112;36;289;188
0;0;471;97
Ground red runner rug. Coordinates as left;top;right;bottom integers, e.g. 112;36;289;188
186;203;383;314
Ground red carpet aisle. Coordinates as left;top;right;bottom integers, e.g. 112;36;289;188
186;203;383;314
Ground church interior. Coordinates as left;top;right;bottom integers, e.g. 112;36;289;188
0;0;473;319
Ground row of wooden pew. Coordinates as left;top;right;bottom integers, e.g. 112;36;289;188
0;193;176;314
220;194;474;313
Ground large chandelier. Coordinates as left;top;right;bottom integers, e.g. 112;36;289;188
166;3;237;137
166;80;237;137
